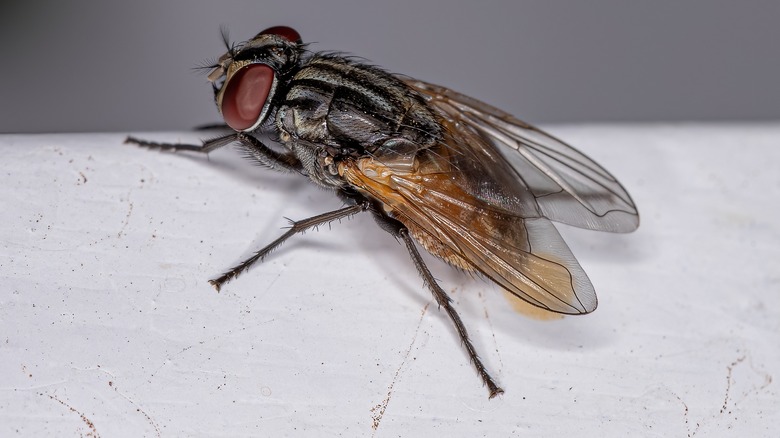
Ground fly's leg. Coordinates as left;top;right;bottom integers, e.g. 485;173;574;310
195;123;231;131
397;227;504;399
125;132;303;172
237;133;303;172
209;201;370;291
125;132;239;153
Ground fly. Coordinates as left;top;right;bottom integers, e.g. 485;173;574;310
125;26;639;398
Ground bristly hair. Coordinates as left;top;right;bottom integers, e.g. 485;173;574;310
191;28;315;76
193;57;220;73
219;25;239;59
191;26;240;75
313;50;374;66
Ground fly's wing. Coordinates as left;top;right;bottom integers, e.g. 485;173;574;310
403;79;639;233
339;137;597;314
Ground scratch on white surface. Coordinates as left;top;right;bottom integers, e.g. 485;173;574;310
117;190;134;238
43;392;101;438
218;271;284;314
673;392;699;437
146;324;272;381
478;290;504;373
148;276;187;306
674;352;774;437
7;364;67;391
371;302;430;435
67;365;163;437
108;381;162;438
148;344;200;380
721;353;773;413
721;355;747;414
261;271;285;295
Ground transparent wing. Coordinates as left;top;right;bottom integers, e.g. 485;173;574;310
404;79;639;233
339;149;597;315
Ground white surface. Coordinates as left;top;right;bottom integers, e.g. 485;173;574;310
0;126;778;436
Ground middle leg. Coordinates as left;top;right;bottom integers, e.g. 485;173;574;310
210;201;369;290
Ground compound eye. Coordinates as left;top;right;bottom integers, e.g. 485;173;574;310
221;64;274;131
258;25;302;43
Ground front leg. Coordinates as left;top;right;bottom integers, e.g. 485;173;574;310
125;132;239;153
125;132;303;173
210;201;370;290
238;133;303;173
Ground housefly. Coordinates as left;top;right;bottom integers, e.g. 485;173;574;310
126;26;639;398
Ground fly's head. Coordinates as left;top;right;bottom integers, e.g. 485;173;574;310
207;26;304;132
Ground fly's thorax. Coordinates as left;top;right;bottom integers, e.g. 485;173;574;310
280;55;442;148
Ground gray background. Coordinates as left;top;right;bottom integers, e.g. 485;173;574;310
2;0;779;133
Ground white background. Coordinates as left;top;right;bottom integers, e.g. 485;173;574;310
1;125;778;436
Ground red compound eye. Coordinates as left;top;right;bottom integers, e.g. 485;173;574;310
258;25;302;43
221;64;274;131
